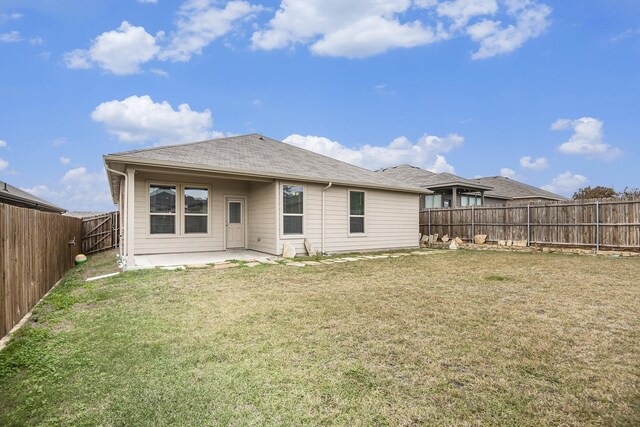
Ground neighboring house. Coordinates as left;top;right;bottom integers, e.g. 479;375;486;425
376;164;492;208
471;176;567;205
0;180;65;213
104;134;428;267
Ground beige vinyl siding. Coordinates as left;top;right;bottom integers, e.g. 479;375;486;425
247;181;277;254
133;171;249;255
276;183;419;255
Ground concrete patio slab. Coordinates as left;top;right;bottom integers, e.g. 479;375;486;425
132;250;273;269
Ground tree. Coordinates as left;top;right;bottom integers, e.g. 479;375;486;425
572;186;617;200
619;187;640;200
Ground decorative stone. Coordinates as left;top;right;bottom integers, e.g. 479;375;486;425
304;239;318;256
449;240;458;250
420;235;429;243
498;240;507;246
429;234;439;244
286;262;306;267
506;240;513;247
514;240;528;247
282;242;297;258
214;262;239;270
474;234;487;245
455;237;463;245
441;234;450;243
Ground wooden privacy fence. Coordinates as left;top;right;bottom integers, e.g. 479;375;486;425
81;212;119;255
0;203;82;338
420;199;640;251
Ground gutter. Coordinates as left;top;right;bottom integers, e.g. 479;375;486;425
321;182;332;254
104;164;127;262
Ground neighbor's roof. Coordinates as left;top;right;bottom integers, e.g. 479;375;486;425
472;176;567;201
0;181;66;213
104;134;428;195
376;164;493;191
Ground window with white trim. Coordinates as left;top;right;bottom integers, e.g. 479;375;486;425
283;184;304;235
184;187;208;234
349;190;365;234
149;185;176;234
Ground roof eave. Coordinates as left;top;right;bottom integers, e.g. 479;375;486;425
104;156;431;195
0;193;66;213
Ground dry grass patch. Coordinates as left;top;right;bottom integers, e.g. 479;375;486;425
1;250;639;426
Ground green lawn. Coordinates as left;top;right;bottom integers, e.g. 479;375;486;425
1;250;639;426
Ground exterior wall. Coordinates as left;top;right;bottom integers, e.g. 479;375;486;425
247;181;277;254
132;171;251;255
483;196;508;206
275;181;420;255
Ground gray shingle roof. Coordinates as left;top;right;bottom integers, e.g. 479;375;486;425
105;134;427;193
472;176;567;201
376;164;492;191
0;181;66;213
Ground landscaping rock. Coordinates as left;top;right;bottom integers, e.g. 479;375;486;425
429;234;439;244
513;240;528;247
441;234;450;243
304;239;318;256
449;240;458;250
474;234;487;245
286;262;306;267
282;242;297;258
455;237;463;245
498;240;507;246
214;262;239;270
420;235;429;243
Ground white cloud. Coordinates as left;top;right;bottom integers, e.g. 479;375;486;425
500;167;516;178
0;158;8;172
150;68;169;77
252;0;551;59
29;37;44;46
159;0;264;62
282;132;463;172
519;155;548;170
59;156;71;165
91;95;220;144
64;21;161;75
0;139;6;148
22;167;114;211
467;0;551;59
552;117;621;159
0;12;23;21
542;171;588;196
52;137;68;147
0;31;22;43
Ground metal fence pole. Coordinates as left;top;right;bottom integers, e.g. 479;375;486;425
527;204;531;246
595;201;600;252
428;209;431;236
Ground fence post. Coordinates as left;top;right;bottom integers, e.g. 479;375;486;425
595;201;600;252
471;206;475;241
527;204;531;246
428;209;431;236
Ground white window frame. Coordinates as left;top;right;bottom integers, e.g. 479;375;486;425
183;186;210;235
146;181;212;238
281;183;305;237
148;182;178;236
348;189;366;236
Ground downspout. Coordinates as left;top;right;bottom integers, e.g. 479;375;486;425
321;182;333;254
105;165;127;265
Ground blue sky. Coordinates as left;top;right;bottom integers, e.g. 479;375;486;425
0;0;638;211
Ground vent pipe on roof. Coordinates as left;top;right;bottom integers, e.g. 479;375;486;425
2;182;6;191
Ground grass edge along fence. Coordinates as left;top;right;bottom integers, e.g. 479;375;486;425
420;199;640;251
0;203;82;338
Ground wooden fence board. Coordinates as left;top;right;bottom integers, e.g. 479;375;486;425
0;203;82;338
419;199;640;250
81;212;119;254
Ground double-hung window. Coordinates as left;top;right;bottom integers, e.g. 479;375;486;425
349;190;365;234
423;194;443;209
184;187;208;234
283;185;304;235
149;185;177;234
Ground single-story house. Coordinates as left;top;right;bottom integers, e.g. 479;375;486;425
471;176;567;205
0;180;66;213
104;134;428;267
376;164;493;208
376;164;566;207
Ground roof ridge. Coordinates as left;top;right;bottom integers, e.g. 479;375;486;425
105;133;261;157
